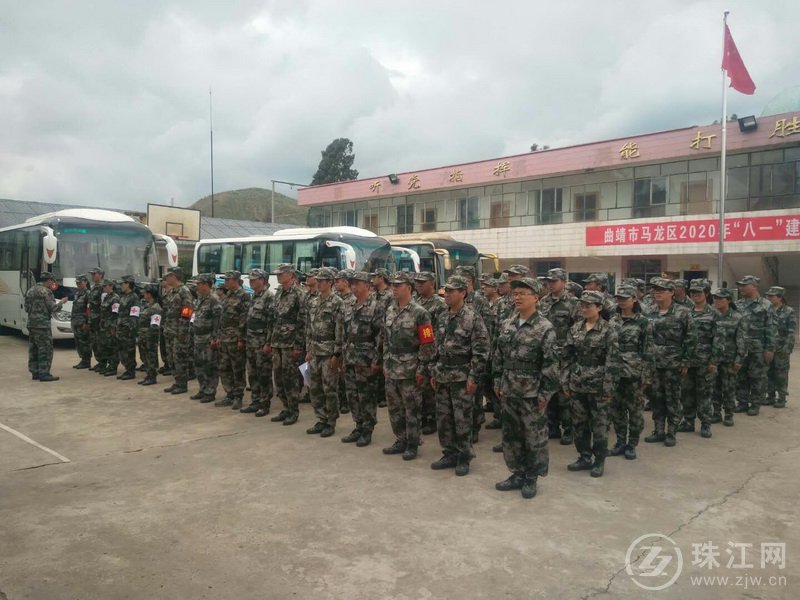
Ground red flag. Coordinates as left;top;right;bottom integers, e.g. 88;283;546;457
722;24;755;95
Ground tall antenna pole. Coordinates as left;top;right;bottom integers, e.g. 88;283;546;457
209;87;215;218
717;11;729;287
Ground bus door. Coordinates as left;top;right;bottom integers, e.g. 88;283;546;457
324;241;356;271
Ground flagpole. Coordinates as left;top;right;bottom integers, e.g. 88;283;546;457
717;11;730;288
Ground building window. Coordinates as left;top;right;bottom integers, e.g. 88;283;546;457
458;197;480;229
490;199;511;228
309;209;331;227
363;212;378;232
343;210;357;227
574;193;597;222
627;259;662;284
421;207;436;232
633;177;667;218
396;205;414;234
535;260;561;278
541;188;563;224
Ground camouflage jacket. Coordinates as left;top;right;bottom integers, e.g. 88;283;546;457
99;291;120;329
771;304;796;355
219;287;249;343
24;284;60;328
711;309;747;366
163;285;194;334
466;290;489;324
192;293;221;341
383;300;435;379
689;304;716;367
269;284;307;350
88;282;103;323
495;295;514;323
610;311;649;380
417;294;447;332
645;302;696;370
71;288;89;327
674;296;694;309
538;292;579;351
493;311;559;401
432;304;489;384
138;301;162;339
343;295;384;367
562;318;620;397
735;296;776;353
246;289;273;345
306;292;344;357
116;291;140;334
640;295;657;317
337;290;356;309
373;288;393;313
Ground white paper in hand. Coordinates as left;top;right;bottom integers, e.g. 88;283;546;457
298;361;311;387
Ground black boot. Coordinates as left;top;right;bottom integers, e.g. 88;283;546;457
607;440;626;457
560;427;574;446
306;422;325;435
677;419;695;433
356;430;372;447
342;429;361;443
214;396;233;407
644;423;666;443
402;444;418;460
624;444;637;460
520;476;537;499
190;391;206;400
567;456;594;471
590;458;605;478
383;440;406;455
240;402;261;413
171;385;188;395
254;404;271;417
141;378;157;386
455;456;470;477
39;374;60;382
495;473;524;491
700;423;712;438
119;371;135;381
271;410;288;422
282;413;298;425
430;454;458;470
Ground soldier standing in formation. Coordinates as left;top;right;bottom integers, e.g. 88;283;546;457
98;279;120;376
241;269;273;416
429;276;489;476
480;277;502;432
87;268;105;370
765;286;795;408
679;280;716;438
71;274;92;369
414;271;447;435
215;270;249;409
334;270;355;415
115;275;140;380
25;271;67;382
189;274;221;402
709;288;746;426
372;268;393;408
137;284;162;386
161;267;193;395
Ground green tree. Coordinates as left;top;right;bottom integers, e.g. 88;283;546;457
311;138;359;185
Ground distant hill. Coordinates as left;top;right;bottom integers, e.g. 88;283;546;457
191;187;309;226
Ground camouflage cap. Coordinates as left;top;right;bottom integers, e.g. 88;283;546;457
583;273;608;286
143;283;159;296
482;278;500;288
101;279;114;287
510;277;543;295
413;271;435;282
335;269;352;280
478;273;492;284
712;287;734;299
546;268;568;281
196;273;216;285
307;268;320;278
651;277;675;290
567;281;583;295
505;264;530;276
444;275;468;291
348;271;371;283
88;267;104;275
315;267;336;281
223;270;241;280
614;285;637;298
690;278;712;290
120;274;136;284
391;271;415;285
271;263;295;275
76;273;89;283
166;266;184;279
688;281;707;293
648;276;662;286
736;275;760;286
621;277;643;290
766;286;786;297
455;265;476;281
249;268;267;280
496;272;510;284
39;271;56;282
579;290;605;305
372;268;391;281
673;279;688;289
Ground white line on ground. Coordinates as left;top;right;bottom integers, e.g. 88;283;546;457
0;421;71;463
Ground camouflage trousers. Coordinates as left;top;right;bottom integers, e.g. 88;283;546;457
472;381;486;432
344;364;377;433
218;340;246;400
712;362;738;417
165;329;191;386
246;341;272;405
650;368;684;433
376;371;387;406
159;330;171;370
420;379;436;427
273;347;302;416
386;377;422;448
89;319;102;364
338;373;349;412
500;395;549;478
309;355;339;426
736;351;768;410
683;366;714;424
570;392;610;460
100;327;118;369
767;350;791;403
72;322;92;363
435;380;474;460
484;359;501;419
117;328;138;373
547;390;573;434
137;331;160;380
194;336;219;397
28;327;53;376
611;377;644;446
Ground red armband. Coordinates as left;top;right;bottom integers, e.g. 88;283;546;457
417;324;434;344
180;306;194;319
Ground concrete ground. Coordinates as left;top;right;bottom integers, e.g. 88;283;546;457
0;332;797;600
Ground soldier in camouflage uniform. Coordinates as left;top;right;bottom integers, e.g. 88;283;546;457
238;269;273;415
492;277;559;499
372;268;393;409
672;280;693;308
189;274;221;402
334;270;355;415
709;288;747;426
25;271;67;381
98;280;120;376
87;268;105;371
639;278;658;316
137;285;162;385
429;276;489;476
582;273;617;314
114;275;140;380
341;271;384;447
643;278;696;447
71;274;92;369
562;291;620;478
158;278;173;376
679;280;716;437
765;286;794;408
213;270;249;409
382;271;436;461
304;268;344;437
566;281;583;299
608;285;648;460
734;275;777;416
414;271;448;434
495;273;514;324
161;267;194;395
538;267;579;445
267;263;307;426
479;277;502;430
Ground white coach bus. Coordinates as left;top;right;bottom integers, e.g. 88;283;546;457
0;209;178;339
192;226;394;287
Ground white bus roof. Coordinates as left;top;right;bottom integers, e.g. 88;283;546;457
196;226;380;246
0;208;140;233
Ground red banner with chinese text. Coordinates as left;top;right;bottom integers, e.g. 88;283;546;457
586;215;800;246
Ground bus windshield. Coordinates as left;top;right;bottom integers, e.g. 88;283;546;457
54;224;155;280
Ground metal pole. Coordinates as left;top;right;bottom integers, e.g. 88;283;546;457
209;88;215;218
717;11;729;288
269;179;308;224
271;179;275;224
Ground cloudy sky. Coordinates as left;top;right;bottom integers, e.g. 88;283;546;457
1;0;798;211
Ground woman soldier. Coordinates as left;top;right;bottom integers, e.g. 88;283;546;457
608;284;648;460
562;290;620;478
765;286;795;408
679;280;716;438
137;285;162;385
709;288;747;425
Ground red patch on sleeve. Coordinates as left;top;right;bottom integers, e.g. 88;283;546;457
180;306;194;319
417;324;434;344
